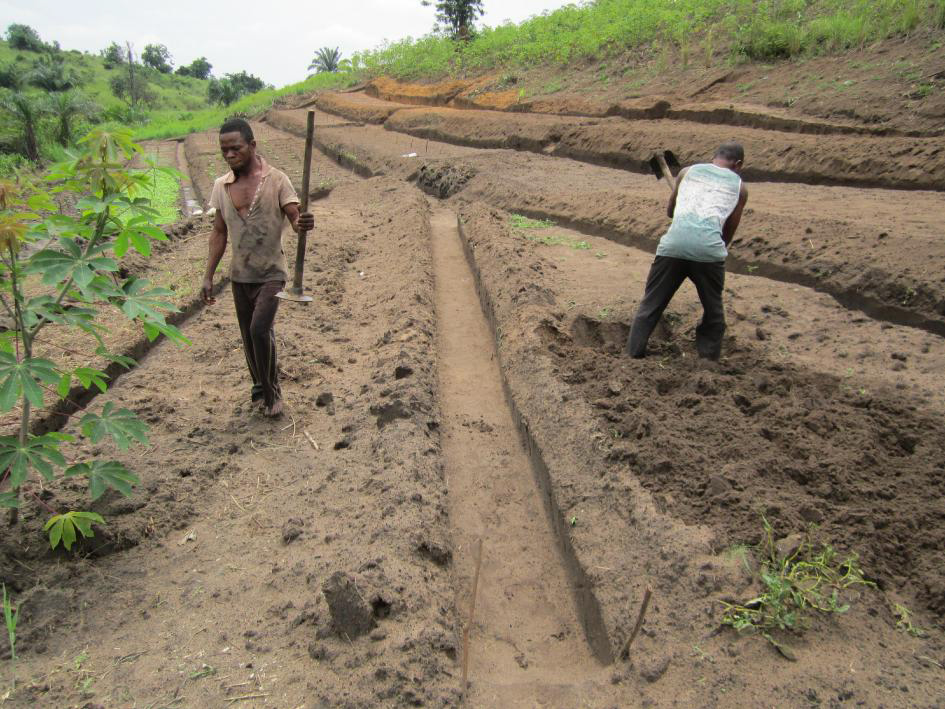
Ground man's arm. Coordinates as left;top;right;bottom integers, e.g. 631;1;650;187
201;210;228;304
282;202;314;234
666;166;688;219
721;184;749;246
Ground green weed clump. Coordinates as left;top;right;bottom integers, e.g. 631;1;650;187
509;213;554;230
721;516;873;658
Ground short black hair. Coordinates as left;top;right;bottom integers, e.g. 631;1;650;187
715;141;744;163
219;117;254;143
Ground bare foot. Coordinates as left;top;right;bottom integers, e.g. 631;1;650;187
264;399;284;417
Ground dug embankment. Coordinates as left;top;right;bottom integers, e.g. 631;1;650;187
269;103;945;334
429;207;619;706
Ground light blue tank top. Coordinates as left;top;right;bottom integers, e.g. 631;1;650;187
656;163;742;263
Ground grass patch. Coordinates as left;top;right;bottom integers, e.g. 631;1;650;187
131;72;357;141
721;515;873;659
347;0;945;79
135;168;180;225
509;213;591;250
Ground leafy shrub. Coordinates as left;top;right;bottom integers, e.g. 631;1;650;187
6;24;45;52
0;128;187;547
0;153;30;177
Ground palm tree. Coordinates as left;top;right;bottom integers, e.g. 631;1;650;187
47;91;94;146
0;91;43;161
308;47;342;74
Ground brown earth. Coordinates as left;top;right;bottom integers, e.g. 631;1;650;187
363;33;945;135
2;161;460;707
3;52;945;708
267;106;945;334
317;92;945;190
452;201;945;705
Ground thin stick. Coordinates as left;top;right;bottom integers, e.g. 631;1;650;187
225;694;269;704
461;539;484;700
303;430;319;451
621;588;652;659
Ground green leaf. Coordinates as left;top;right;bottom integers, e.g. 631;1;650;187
114;277;176;324
65;460;139;500
95;347;136;369
44;510;106;550
141;320;190;345
0;352;62;412
0;433;70;485
79;402;148;450
0;491;19;509
27;193;57;212
129;230;150;257
73;367;108;393
57;373;71;398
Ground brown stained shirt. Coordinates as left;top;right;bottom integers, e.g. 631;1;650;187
209;157;299;283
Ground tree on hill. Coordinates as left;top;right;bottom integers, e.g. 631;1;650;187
109;43;153;109
0;63;21;90
208;71;268;106
27;53;79;92
176;57;212;79
421;0;484;40
0;91;43;160
101;42;125;69
6;23;45;52
46;90;95;145
142;43;173;73
309;47;342;74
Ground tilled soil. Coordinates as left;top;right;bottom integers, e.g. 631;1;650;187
4;85;945;708
3;175;460;707
317;93;945;190
268;105;945;334
454;202;945;705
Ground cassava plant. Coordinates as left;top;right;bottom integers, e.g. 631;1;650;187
0;128;187;549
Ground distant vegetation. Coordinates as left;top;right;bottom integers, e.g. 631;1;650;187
0;24;282;172
348;0;945;78
309;47;343;74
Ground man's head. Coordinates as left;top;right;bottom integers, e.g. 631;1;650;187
219;118;256;171
713;142;745;173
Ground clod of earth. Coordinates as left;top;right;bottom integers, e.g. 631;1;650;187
322;571;376;639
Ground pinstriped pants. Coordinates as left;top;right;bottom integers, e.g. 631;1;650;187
232;281;283;408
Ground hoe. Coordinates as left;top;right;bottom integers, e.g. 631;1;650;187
277;110;316;303
648;149;681;192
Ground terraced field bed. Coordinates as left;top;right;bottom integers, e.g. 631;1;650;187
2;85;943;707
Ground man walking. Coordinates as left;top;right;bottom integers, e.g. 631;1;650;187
201;118;313;416
626;142;748;361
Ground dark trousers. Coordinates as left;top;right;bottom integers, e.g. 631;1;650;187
232;281;284;407
626;256;726;360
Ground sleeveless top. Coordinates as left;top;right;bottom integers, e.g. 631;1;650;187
656;163;742;263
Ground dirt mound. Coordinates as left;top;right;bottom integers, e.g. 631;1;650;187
416;163;477;198
383;104;945;190
366;76;475;106
315;91;408;124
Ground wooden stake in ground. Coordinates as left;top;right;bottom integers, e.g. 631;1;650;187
461;539;484;700
621;588;652;659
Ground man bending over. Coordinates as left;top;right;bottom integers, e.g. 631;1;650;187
201;118;314;416
626;142;748;361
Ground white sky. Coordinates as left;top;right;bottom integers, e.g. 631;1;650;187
0;0;575;86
